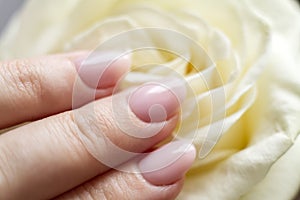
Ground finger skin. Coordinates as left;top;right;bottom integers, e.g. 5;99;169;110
0;52;130;129
56;164;184;200
0;90;178;200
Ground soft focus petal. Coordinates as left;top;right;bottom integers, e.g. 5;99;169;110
180;134;292;200
242;136;300;200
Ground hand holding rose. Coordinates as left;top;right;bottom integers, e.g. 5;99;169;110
1;0;300;199
0;52;195;199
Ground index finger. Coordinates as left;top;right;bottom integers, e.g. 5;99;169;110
0;51;131;129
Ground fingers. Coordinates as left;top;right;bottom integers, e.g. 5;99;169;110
0;82;185;200
0;51;131;129
57;141;196;200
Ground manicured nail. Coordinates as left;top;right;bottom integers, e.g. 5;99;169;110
129;80;186;122
74;52;131;89
138;140;196;186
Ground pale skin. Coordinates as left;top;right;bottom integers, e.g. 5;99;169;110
0;51;196;200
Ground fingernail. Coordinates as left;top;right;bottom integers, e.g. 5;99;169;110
138;140;196;186
129;80;186;122
74;52;131;89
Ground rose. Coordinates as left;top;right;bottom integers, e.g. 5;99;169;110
1;0;300;199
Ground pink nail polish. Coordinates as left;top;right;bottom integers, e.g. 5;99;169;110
74;52;131;89
138;140;196;186
129;80;186;122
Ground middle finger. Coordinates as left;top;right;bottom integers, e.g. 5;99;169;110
0;82;185;199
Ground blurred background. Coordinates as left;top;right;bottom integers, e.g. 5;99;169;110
0;0;299;199
0;0;24;34
1;0;300;34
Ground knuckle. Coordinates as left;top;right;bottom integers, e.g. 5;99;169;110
82;182;110;200
3;59;43;101
73;103;118;146
57;103;128;167
118;173;146;199
51;108;117;162
83;173;147;200
77;178;126;200
50;113;87;159
58;182;110;200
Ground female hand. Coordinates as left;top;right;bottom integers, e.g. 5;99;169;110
0;52;196;200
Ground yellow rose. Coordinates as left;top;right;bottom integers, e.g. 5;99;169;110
1;0;300;199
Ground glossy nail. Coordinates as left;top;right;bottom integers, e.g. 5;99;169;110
138;140;196;186
74;52;131;89
129;80;186;122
